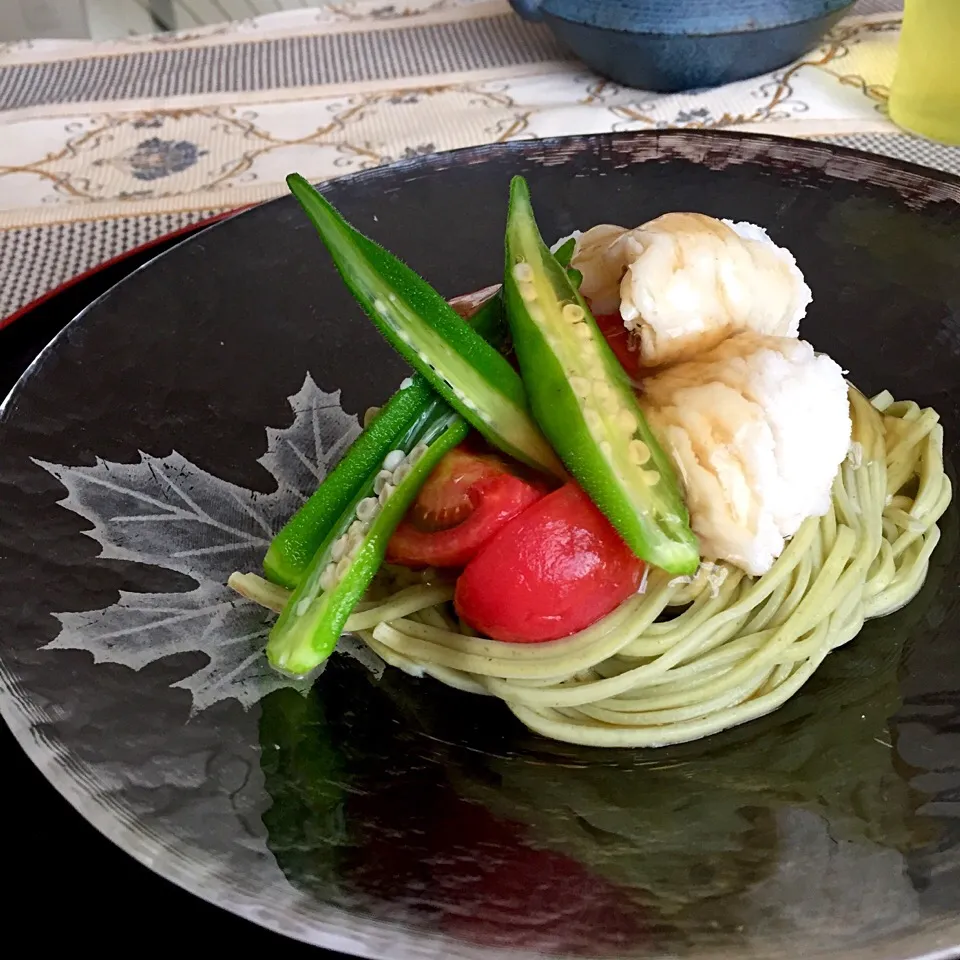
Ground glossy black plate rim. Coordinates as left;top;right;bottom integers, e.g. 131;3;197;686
5;129;960;419
3;129;960;960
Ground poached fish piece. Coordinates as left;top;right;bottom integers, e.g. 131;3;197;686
639;332;851;576
571;213;812;367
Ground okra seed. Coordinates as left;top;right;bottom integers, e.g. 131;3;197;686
573;323;592;342
383;449;405;471
379;483;395;505
296;597;311;617
562;303;585;323
618;409;638;434
409;442;429;463
630;440;651;465
373;469;393;494
336;556;352;579
345;535;361;559
603;397;622;417
519;284;538;303
356;497;379;522
584;409;603;433
528;305;546;325
319;563;338;592
392;462;412;484
512;262;534;283
569;376;590;398
642;469;660;486
599;440;613;458
545;332;564;354
593;380;612;402
348;519;369;539
331;535;349;561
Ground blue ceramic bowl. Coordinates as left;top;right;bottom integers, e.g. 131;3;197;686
510;0;854;92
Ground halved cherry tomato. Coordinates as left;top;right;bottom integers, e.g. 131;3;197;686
406;445;514;531
594;312;644;382
455;483;645;643
388;473;543;568
386;445;545;568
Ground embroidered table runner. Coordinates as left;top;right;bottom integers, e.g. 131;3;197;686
0;0;953;321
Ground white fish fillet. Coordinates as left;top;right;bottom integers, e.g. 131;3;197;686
571;213;812;368
639;332;851;576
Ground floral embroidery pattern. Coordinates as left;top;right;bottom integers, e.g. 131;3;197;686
0;12;913;218
400;142;437;159
674;108;714;125
116;138;209;181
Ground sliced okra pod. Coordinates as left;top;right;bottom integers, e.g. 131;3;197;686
286;173;563;479
264;375;435;589
503;176;699;576
266;398;469;677
263;289;506;590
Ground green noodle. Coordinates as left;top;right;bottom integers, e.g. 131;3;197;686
230;387;951;747
344;387;951;747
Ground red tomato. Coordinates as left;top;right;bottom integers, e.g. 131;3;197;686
594;311;644;383
386;445;545;568
408;445;512;530
454;484;644;643
388;474;543;568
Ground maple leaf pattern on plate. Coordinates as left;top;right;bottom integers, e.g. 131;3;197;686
34;374;362;712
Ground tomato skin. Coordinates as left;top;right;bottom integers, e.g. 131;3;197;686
454;483;644;643
386;473;543;568
594;312;644;382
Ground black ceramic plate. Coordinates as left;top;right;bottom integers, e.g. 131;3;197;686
2;131;960;960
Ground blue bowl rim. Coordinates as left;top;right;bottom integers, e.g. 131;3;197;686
529;0;856;39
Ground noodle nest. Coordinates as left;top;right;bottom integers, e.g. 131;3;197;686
338;388;951;747
231;387;951;747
